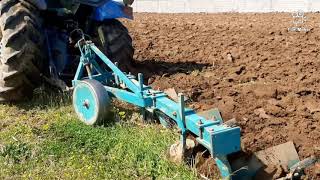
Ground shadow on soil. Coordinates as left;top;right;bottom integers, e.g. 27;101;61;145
132;59;210;80
14;58;210;111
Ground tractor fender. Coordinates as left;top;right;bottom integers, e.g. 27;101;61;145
93;0;133;21
28;0;47;10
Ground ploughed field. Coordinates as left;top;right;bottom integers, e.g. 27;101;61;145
124;13;320;177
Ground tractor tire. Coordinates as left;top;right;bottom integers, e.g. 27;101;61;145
0;0;45;102
95;19;135;72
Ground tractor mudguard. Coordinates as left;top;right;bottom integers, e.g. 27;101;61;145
93;0;133;21
75;0;109;7
42;0;132;20
28;0;47;10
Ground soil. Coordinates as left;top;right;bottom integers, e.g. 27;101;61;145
123;13;320;179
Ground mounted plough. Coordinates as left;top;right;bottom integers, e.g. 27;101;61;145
72;35;240;179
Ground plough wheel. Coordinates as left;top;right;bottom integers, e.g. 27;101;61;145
73;79;111;125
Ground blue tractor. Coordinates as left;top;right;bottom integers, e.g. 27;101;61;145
0;0;135;101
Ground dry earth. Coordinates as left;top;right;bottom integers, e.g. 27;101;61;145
124;13;320;178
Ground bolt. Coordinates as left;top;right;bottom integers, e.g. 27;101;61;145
83;100;89;109
172;112;177;116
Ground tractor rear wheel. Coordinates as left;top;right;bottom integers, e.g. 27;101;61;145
95;19;135;72
0;0;45;102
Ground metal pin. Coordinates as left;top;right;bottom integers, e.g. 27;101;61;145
83;100;89;109
85;64;92;79
138;73;144;91
179;93;185;125
198;120;203;139
114;62;119;85
181;131;187;156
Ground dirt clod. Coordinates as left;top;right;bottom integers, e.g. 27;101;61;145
227;53;234;63
169;139;195;164
315;163;320;176
254;108;271;119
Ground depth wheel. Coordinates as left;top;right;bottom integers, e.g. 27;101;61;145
73;79;111;125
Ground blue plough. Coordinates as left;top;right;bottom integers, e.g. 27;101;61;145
72;37;241;179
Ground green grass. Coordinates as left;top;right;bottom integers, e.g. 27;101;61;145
0;94;197;179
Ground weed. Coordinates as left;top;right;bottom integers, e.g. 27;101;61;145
0;142;31;164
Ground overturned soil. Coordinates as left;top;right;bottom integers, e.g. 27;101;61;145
123;13;320;179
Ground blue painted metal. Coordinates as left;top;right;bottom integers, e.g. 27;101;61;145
72;40;242;179
75;0;109;7
93;0;133;21
33;0;47;10
74;81;99;123
45;29;68;78
215;156;233;179
43;0;131;20
198;108;223;124
73;79;111;125
289;156;318;172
